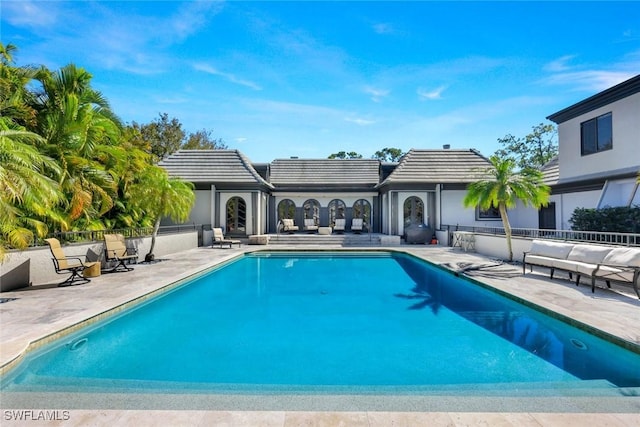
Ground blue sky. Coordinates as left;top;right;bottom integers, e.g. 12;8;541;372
2;1;639;162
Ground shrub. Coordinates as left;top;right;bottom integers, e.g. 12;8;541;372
569;206;640;233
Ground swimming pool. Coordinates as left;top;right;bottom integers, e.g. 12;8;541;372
2;251;640;395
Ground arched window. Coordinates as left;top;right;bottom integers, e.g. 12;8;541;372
277;199;296;220
352;199;371;222
328;199;346;225
226;197;246;234
303;199;320;221
403;196;424;226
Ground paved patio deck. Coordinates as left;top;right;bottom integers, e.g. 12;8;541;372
1;245;639;425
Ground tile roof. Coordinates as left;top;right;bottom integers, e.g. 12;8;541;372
540;156;559;186
378;149;493;187
269;158;380;187
158;150;272;188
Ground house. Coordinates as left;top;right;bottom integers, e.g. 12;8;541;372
159;148;498;238
159;75;640;239
542;74;640;230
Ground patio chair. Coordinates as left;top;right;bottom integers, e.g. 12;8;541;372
45;238;99;286
212;228;241;248
351;218;365;234
303;218;319;233
280;218;299;233
333;218;346;234
104;234;138;272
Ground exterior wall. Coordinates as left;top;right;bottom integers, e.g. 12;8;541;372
188;190;212;226
551;189;602;230
1;232;198;287
473;234;533;263
439;190;503;228
504;200;539;229
557;92;640;183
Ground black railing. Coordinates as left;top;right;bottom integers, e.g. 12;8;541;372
442;225;640;247
37;224;202;247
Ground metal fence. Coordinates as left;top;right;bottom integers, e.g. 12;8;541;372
40;224;203;247
442;224;640;247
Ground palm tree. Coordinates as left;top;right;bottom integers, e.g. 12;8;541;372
463;155;550;261
0;121;63;259
127;166;195;262
31;64;122;230
0;43;63;259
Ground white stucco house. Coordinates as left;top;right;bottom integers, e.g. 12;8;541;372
540;74;640;230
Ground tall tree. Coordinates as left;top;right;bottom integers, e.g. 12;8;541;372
182;129;228;150
463;156;550;261
328;151;363;159
0;43;64;258
127;166;195;262
32;64;123;230
0;121;62;259
494;123;557;169
134;113;185;163
372;147;405;162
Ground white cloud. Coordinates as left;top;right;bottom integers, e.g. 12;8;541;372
543;70;637;92
363;86;390;102
372;23;394;35
193;63;262;90
543;55;577;72
344;117;376;126
1;0;58;28
417;85;447;101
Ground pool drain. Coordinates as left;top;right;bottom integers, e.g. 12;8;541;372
68;338;88;351
570;338;587;350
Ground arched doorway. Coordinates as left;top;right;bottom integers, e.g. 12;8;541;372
303;199;320;222
277;199;296;220
352;199;371;224
226;197;246;235
403;196;424;226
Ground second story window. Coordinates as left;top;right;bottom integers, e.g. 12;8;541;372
581;112;612;155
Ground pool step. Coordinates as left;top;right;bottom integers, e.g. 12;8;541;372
265;233;382;246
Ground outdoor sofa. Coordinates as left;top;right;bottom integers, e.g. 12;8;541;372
523;239;640;298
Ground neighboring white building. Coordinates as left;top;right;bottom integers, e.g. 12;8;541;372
541;74;640;230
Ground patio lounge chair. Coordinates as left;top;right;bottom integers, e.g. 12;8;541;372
303;218;319;233
212;228;241;248
104;234;138;272
45;238;99;286
351;218;365;234
280;219;299;233
333;218;346;234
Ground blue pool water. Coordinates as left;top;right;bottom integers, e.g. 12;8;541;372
3;251;640;393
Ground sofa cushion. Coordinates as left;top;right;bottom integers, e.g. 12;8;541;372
524;255;557;268
566;244;612;264
528;240;574;259
602;247;640;267
594;265;635;282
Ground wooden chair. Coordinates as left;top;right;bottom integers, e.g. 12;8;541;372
45;238;99;286
104;234;138;272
